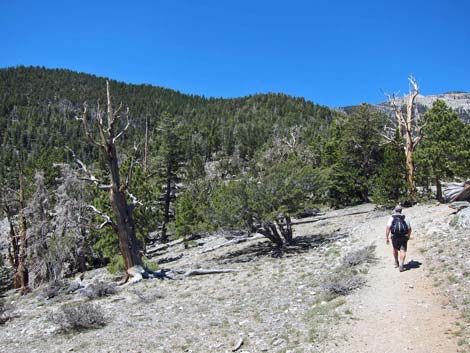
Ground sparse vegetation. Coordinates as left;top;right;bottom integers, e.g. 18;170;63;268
342;244;376;267
0;300;17;325
83;280;117;300
51;301;107;332
321;270;366;297
41;280;66;300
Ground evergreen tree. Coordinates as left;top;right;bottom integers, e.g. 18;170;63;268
324;105;385;207
415;99;470;201
156;112;184;242
373;130;407;206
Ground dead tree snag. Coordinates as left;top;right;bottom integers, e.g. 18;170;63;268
78;81;143;280
386;75;422;197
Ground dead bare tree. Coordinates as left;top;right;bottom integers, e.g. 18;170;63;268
0;168;29;294
77;81;144;282
385;75;422;196
26;172;54;287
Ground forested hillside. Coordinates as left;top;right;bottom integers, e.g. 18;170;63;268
0;66;334;182
1;66;469;287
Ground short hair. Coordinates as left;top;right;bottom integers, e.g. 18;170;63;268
394;205;403;213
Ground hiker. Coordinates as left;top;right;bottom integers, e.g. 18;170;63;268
385;205;412;272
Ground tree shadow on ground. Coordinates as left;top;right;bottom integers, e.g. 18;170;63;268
217;232;349;264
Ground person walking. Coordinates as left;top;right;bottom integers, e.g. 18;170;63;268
386;205;412;272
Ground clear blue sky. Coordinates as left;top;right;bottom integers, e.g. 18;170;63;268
1;0;469;107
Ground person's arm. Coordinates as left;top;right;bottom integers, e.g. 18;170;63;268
406;219;412;239
386;225;391;244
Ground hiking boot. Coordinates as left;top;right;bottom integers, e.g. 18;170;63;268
394;261;399;268
399;265;405;272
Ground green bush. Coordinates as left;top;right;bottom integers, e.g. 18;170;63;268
106;255;125;274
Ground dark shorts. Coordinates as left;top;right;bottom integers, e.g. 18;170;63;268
391;235;408;251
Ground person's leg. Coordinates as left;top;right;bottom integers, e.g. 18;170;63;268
399;249;406;271
393;247;399;267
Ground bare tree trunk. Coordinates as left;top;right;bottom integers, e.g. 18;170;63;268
388;75;420;199
109;187;142;269
17;170;29;294
80;81;143;272
436;176;443;202
104;82;143;270
6;209;19;284
405;128;414;192
255;214;294;248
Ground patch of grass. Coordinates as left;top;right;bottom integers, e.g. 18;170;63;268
306;297;345;343
458;338;468;346
463;307;470;323
326;246;340;258
447;275;460;284
359;268;369;274
142;258;159;272
449;215;459;227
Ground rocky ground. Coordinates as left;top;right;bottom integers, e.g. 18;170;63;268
0;203;468;353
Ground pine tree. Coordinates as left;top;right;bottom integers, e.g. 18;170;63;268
373;130;407;206
415;99;470;201
156;112;184;242
324;105;385;207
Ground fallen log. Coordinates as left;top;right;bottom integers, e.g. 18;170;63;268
184;269;239;276
146;238;185;256
287;209;372;226
449;201;470;212
443;181;470;202
232;337;244;352
201;234;264;254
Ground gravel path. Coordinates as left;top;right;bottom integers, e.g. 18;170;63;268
327;204;459;353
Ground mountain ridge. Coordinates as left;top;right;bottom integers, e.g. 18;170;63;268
3;66;469;120
339;92;470;123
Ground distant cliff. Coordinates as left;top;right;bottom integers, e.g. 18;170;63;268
340;92;470;123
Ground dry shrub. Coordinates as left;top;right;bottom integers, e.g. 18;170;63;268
51;301;107;332
321;271;366;297
83;280;117;299
0;301;18;325
41;280;66;300
342;244;376;267
129;288;165;303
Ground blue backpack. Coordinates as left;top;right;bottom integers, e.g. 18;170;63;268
391;215;408;236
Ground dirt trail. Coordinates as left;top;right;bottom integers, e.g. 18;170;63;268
330;204;459;353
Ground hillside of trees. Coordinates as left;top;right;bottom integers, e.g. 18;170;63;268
1;66;469;288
